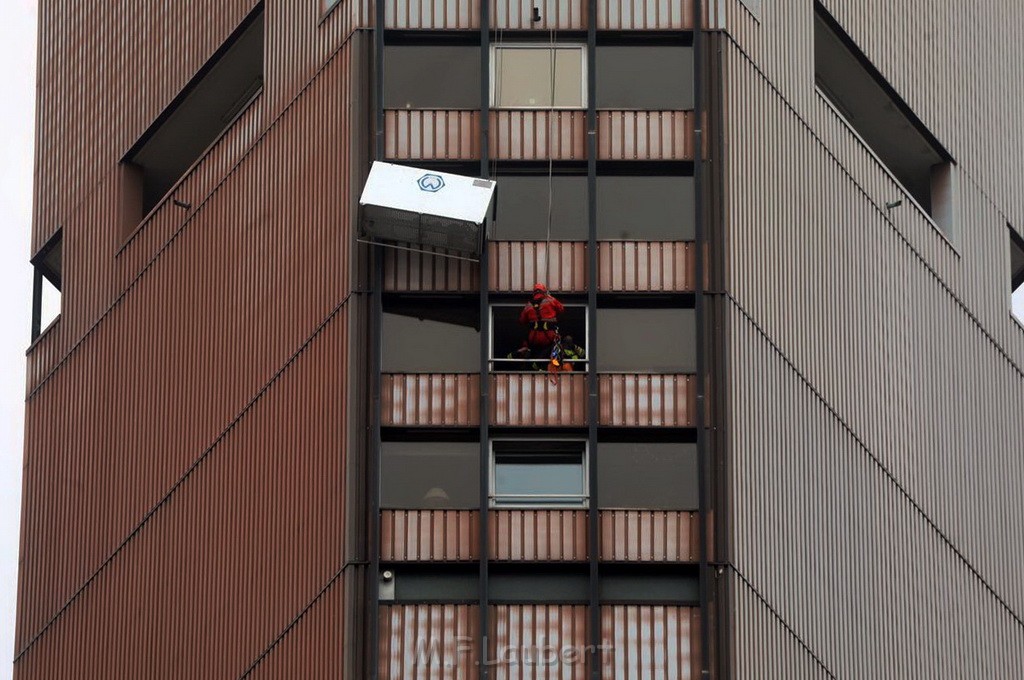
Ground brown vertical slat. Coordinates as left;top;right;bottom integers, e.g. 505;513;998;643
383;109;481;160
379;604;480;679
598;374;695;426
490;110;587;161
489;510;589;561
381;374;481;427
597;241;695;292
490;373;587;426
598;510;699;562
597;110;695;161
601;605;697;679
488;241;587;293
380;510;481;562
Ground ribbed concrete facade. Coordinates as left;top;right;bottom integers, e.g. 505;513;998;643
716;1;1024;676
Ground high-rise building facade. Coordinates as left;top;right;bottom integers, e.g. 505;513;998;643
16;1;1024;678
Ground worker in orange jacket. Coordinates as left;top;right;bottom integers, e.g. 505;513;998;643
519;283;565;358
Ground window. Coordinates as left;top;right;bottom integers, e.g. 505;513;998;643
380;442;479;509
383;302;480;373
491;175;587;241
384;45;481;109
597;176;694;240
814;4;955;232
30;231;62;341
1012;226;1024;324
598;443;698;509
124;6;264;220
596;307;695;372
596;46;693;110
491;440;587;507
490;303;588;371
491;44;586;108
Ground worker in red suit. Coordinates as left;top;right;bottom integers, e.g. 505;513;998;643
519;282;565;359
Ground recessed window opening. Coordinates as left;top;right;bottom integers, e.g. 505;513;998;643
814;4;955;234
123;5;265;221
30;231;62;341
491;44;586;109
491;440;587;508
1011;226;1024;324
383;301;480;373
490;303;587;372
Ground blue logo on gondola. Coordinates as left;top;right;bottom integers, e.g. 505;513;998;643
417;174;445;192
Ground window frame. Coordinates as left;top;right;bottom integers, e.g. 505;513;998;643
490;43;588;110
490;439;589;509
489;302;589;370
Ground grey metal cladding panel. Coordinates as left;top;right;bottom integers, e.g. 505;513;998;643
720;34;1024;679
726;307;1024;678
722;39;1024;613
720;0;1024;254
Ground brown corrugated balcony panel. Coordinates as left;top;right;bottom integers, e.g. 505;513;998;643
597;110;697;160
596;0;698;30
383;244;480;293
490;605;589;679
384;0;480;29
379;604;480;679
384;109;481;161
490;110;587;160
598;373;696;427
597;241;695;292
488;241;587;293
490;373;587;426
599;510;699;562
381;510;481;562
491;0;587;29
601;606;701;679
381;374;481;427
489;509;588;561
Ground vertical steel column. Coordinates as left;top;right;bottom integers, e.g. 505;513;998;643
368;1;386;676
692;0;713;677
586;2;600;678
478;0;491;675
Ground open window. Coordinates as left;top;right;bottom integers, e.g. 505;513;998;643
1011;226;1024;324
383;300;480;373
490;303;588;371
814;4;955;234
384;45;481;109
491;44;586;109
595;46;693;110
122;5;264;222
380;442;480;509
598;443;698;509
30;231;62;341
596;307;695;373
491;440;588;508
491;174;587;241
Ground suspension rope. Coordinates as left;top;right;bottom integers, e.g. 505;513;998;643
544;16;557;286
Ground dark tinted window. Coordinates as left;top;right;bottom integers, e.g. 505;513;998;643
598;443;697;509
384;46;481;109
596;308;695;372
1012;227;1024;323
380;442;479;509
383;304;479;372
596;46;693;109
597;176;694;240
491;176;587;240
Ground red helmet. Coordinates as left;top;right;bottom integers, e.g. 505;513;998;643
533;282;548;294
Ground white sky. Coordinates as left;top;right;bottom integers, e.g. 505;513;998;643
0;3;1021;677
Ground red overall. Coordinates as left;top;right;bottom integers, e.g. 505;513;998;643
519;286;565;354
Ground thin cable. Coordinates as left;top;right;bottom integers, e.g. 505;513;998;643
544;20;557;284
